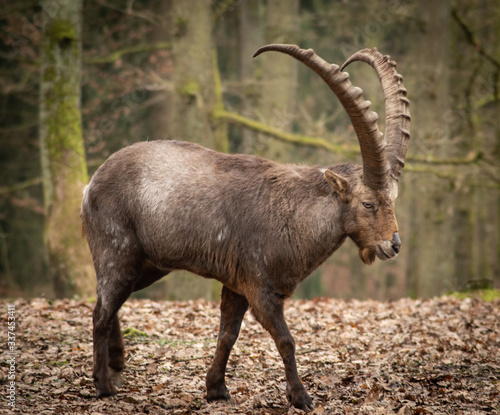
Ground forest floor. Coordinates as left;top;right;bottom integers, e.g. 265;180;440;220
1;296;499;414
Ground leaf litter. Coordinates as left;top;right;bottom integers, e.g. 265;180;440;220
1;296;498;414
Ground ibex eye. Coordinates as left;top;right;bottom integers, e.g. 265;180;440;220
362;202;374;209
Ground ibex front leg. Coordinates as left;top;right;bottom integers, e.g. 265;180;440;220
206;286;248;401
249;291;313;411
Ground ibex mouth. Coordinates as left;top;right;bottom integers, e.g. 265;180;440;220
374;233;402;263
376;240;400;261
359;240;399;265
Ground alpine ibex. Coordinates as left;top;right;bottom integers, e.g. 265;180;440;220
81;44;410;410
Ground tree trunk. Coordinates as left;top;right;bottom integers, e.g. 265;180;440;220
148;0;172;141
258;0;299;160
40;0;94;298
406;0;453;297
238;0;263;154
163;0;218;300
169;0;216;149
494;5;500;290
451;2;499;291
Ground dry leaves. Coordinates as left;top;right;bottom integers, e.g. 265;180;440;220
0;296;498;414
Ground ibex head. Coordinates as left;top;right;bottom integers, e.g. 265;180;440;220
254;45;410;264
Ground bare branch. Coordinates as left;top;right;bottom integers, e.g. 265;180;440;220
92;0;161;25
212;109;359;157
409;152;483;166
0;177;42;195
451;8;500;70
212;110;485;167
0;120;37;133
86;41;171;64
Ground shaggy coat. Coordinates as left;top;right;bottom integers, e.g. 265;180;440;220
82;43;409;411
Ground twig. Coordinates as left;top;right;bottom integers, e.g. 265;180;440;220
0;177;42;195
212;109;358;156
213;110;485;166
451;8;500;70
92;0;161;25
86;41;171;64
171;354;213;363
297;348;324;356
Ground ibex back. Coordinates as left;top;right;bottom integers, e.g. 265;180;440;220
81;44;410;411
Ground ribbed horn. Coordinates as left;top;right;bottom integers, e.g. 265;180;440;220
254;43;389;190
341;48;410;182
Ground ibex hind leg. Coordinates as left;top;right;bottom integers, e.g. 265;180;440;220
93;260;139;398
133;261;169;292
96;260;168;395
108;314;125;388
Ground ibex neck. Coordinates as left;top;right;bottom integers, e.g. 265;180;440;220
264;164;348;281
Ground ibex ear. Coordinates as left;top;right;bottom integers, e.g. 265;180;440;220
324;170;349;196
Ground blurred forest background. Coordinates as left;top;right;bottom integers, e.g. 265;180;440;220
0;0;498;301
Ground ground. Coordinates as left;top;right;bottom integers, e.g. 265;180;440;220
1;296;499;414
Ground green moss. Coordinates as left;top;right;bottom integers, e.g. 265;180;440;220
123;327;149;339
51;360;68;367
178;80;199;98
482;289;500;301
40;8;93;298
447;288;500;302
46;20;77;44
175;17;188;36
43;67;57;83
43;69;86;185
42;17;86;187
212;109;356;156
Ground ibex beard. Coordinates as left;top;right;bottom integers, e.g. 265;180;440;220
81;44;410;412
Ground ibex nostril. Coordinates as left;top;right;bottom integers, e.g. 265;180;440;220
392;232;401;254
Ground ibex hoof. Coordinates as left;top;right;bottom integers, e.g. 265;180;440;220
206;385;231;402
95;380;117;398
286;383;314;411
293;394;314;411
109;368;124;388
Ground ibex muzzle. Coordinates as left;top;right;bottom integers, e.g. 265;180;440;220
81;44;410;411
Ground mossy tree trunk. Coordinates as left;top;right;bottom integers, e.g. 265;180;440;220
495;5;500;289
238;0;263;154
162;0;221;300
451;1;499;290
169;0;218;149
406;0;453;297
40;0;94;298
258;0;299;160
148;0;172;141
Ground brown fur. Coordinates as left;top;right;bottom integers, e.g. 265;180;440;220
81;140;402;410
